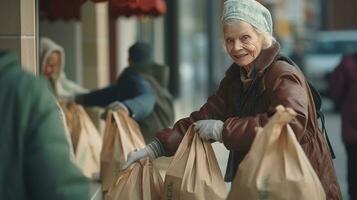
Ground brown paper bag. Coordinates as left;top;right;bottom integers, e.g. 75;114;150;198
152;156;172;181
227;105;326;200
75;106;102;178
59;101;81;151
60;102;102;179
162;126;227;200
100;110;146;192
105;158;164;200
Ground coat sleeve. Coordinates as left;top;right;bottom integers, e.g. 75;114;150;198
156;77;229;156
25;80;89;200
222;65;309;152
327;58;347;104
120;73;156;121
59;78;89;96
75;85;120;107
76;73;156;121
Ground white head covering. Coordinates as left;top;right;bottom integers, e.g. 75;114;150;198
40;37;88;97
222;0;273;36
39;37;65;80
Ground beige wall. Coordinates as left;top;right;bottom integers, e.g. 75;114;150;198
81;1;110;130
116;17;137;74
81;1;109;89
0;0;37;74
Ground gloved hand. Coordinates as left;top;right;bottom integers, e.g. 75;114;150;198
100;101;129;120
194;119;224;142
121;146;155;170
108;101;129;114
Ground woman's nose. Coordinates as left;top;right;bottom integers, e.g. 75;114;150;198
48;67;54;73
233;40;243;51
46;66;55;74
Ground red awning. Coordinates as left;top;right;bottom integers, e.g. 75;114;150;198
40;0;166;21
40;0;79;21
40;0;107;21
110;0;166;18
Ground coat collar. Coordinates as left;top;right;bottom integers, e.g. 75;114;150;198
226;41;281;79
122;61;156;76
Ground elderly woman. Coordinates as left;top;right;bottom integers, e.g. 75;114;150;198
40;37;88;98
123;0;341;198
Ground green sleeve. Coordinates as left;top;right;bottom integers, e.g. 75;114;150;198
24;79;89;200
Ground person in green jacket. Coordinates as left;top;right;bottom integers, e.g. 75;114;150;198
0;51;89;200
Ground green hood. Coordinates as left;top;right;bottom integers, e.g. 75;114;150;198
0;51;21;73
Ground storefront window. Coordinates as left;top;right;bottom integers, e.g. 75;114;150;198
177;0;208;116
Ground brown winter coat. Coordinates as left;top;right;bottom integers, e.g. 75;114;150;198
156;42;342;199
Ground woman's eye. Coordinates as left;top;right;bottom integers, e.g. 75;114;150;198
241;35;250;41
226;38;233;44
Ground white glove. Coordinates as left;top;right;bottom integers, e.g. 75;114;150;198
108;101;129;114
194;119;224;142
121;146;155;170
101;101;129;120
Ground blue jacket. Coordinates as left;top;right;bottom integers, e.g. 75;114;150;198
76;67;156;121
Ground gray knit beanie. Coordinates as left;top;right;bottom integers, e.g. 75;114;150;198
222;0;273;36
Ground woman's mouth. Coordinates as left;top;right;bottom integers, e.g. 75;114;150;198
233;53;248;60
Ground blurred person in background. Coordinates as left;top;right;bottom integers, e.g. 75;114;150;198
40;37;88;98
75;42;174;143
328;53;357;200
122;0;342;199
0;51;89;199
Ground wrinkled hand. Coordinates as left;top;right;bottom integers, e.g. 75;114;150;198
194;119;224;142
121;146;154;170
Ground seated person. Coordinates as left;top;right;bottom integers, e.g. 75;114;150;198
40;37;88;98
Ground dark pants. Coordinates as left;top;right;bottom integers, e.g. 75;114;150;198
346;144;357;200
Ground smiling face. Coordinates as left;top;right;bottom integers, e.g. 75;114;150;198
224;20;264;68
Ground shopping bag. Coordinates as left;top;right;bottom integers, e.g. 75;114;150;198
162;126;227;200
59;101;81;151
60;102;102;179
227;105;326;200
100;110;146;192
105;158;164;200
152;156;172;181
